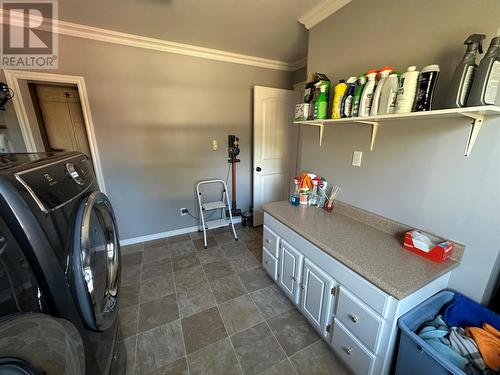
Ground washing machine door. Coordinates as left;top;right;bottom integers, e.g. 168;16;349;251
70;191;120;332
0;313;85;375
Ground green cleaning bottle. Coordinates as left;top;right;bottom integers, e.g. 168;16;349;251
316;85;328;119
352;74;367;117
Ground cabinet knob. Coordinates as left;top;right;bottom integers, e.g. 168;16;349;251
264;260;268;265
349;314;359;323
291;276;296;281
300;284;304;290
343;346;352;355
266;239;271;244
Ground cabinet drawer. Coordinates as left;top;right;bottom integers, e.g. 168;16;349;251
263;225;279;258
336;286;383;353
262;248;278;281
331;319;375;375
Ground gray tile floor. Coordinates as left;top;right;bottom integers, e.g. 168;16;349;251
114;224;350;375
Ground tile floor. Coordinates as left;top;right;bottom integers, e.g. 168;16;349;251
114;224;350;375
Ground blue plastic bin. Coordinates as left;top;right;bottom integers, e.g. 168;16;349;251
395;290;467;375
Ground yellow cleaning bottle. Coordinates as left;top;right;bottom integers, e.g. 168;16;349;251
332;80;347;119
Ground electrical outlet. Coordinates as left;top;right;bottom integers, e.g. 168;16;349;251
352;151;362;167
212;139;218;151
180;208;188;216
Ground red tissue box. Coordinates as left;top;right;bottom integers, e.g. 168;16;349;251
403;230;454;262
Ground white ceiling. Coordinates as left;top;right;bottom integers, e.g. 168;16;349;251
58;0;322;63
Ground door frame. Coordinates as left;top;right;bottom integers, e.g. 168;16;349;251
4;70;107;193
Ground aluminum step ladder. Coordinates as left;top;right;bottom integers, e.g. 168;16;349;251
196;179;238;249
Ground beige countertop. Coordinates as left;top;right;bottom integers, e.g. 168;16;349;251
262;201;462;300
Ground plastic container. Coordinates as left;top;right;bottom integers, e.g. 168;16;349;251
332;80;347;119
358;69;378;117
445;34;485;108
413;64;440;112
378;72;400;115
395;66;420;114
340;76;357;118
352;74;367;117
467;36;500;106
371;66;394;115
316;85;328;119
395;290;466;375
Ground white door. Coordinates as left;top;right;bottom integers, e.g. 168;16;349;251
253;86;301;226
299;258;336;336
278;240;303;304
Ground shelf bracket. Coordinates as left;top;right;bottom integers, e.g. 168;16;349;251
356;121;379;151
318;123;324;146
460;112;484;157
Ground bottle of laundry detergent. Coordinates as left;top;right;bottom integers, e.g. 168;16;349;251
370;66;394;115
340;76;357;118
413;65;440;111
378;72;400;115
467;36;500;106
395;66;420;114
358;70;378;117
352;74;367;117
332;80;347;119
444;34;485;108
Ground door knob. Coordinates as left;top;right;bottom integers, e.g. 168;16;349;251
256;167;262;172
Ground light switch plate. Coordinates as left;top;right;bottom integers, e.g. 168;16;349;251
212;139;218;151
352;151;362;167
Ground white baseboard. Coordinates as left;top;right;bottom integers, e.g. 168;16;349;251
120;217;242;246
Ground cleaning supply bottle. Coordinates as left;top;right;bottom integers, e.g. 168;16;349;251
445;34;485;108
331;80;347;119
358;69;378;116
340;76;357;118
395;66;420;114
378;72;400;115
370;67;393;115
316;84;328;119
413;65;440;111
352;74;367;117
467;36;500;106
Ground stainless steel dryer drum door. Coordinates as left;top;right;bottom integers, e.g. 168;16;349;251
70;191;121;332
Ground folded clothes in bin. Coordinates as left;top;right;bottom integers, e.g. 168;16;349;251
443;293;500;330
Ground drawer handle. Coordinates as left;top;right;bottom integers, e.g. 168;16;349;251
349;314;359;323
266;239;271;244
343;346;352;355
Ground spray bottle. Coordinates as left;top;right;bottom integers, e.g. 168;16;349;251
359;70;378;117
445;34;485;108
340;76;357;118
352;74;367;117
467;36;500;106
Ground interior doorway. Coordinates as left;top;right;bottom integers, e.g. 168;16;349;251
29;83;93;160
3;70;106;192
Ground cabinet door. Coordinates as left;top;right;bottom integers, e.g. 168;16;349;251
299;258;335;336
278;240;303;304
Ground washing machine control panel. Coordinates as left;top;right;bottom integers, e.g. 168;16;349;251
14;155;95;213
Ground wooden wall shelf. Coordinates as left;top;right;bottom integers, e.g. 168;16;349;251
293;105;500;157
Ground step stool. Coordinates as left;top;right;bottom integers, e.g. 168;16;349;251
196;179;238;249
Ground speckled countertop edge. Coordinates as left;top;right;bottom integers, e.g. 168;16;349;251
263;201;462;300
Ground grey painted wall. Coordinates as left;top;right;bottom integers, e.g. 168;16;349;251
303;0;500;303
1;35;292;240
292;67;307;85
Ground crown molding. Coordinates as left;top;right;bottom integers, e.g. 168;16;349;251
298;0;352;30
0;9;304;72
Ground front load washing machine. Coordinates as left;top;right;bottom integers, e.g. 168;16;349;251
0;152;121;374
